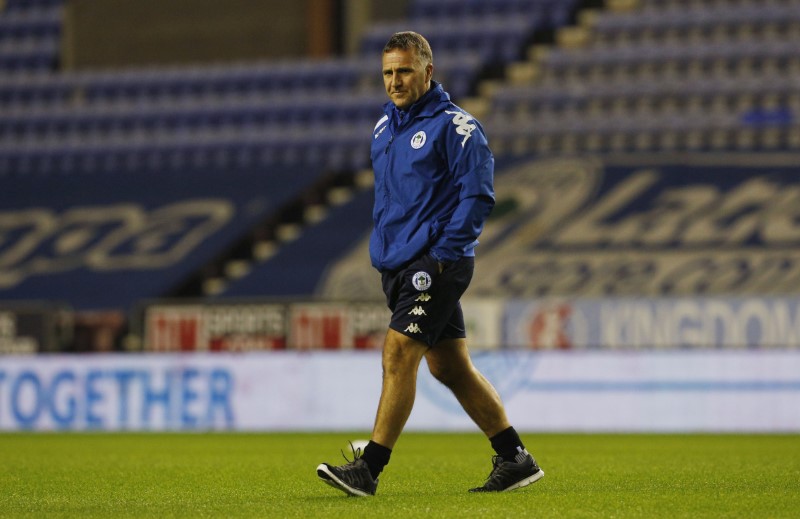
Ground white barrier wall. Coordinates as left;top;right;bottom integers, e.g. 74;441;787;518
1;351;798;432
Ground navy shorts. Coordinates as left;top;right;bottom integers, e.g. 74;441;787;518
381;254;474;347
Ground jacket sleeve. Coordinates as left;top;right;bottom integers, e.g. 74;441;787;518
429;111;495;264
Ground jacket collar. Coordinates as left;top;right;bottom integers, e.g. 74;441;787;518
384;80;450;128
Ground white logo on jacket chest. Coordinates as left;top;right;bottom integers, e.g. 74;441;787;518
410;131;427;149
445;110;476;147
374;114;389;139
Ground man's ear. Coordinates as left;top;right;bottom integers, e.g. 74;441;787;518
426;63;433;83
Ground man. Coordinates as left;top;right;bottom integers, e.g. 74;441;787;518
316;31;543;496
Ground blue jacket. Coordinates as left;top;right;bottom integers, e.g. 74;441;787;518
369;81;495;272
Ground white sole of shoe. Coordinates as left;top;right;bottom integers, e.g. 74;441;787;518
504;469;545;492
316;463;372;497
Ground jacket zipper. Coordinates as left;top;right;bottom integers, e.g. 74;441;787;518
378;132;394;268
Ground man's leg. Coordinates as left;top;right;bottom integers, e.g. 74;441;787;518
424;337;509;437
316;328;427;496
371;328;429;448
425;337;544;492
363;329;428;475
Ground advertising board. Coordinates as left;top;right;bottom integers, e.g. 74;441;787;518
143;301;389;351
503;297;800;349
145;303;287;351
2;350;797;432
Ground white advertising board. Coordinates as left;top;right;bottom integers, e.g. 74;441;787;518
504;297;800;349
461;298;504;350
1;351;798;432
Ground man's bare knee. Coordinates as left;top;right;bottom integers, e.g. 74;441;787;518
382;329;428;378
427;360;465;388
425;338;473;388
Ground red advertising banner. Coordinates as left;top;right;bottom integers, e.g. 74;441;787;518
145;304;287;352
288;303;388;350
143;301;388;351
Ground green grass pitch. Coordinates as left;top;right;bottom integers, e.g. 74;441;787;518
1;432;797;518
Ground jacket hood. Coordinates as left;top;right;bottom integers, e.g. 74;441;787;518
383;80;451;122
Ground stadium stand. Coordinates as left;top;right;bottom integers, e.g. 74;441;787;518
209;0;587;299
7;0;798;334
409;0;575;25
0;163;327;310
482;0;800;154
0;1;61;72
0;0;586;315
0;0;583;182
206;0;800;302
219;188;375;298
0;58;492;173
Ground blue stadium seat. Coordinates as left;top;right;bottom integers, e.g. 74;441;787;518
3;0;63;10
0;90;387;140
361;16;539;63
591;1;799;34
0;35;58;71
0;5;62;40
410;0;576;23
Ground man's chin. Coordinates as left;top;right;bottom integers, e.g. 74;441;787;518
391;95;409;108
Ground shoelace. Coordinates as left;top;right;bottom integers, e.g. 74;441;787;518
340;440;365;465
335;442;376;488
482;455;505;481
483;455;531;490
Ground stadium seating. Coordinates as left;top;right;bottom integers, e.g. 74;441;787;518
0;53;489;174
219;189;375;297
409;0;576;28
483;0;800;155
15;0;800;307
360;16;539;63
1;0;568;177
3;0;63;9
0;162;327;310
208;0;800;300
5;0;794;176
199;0;583;299
0;3;62;72
361;0;579;73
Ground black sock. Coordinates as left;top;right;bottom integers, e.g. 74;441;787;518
490;426;528;463
361;441;391;480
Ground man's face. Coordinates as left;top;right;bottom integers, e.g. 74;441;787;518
382;48;432;111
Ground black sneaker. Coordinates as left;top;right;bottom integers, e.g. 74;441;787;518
469;450;544;492
317;442;379;497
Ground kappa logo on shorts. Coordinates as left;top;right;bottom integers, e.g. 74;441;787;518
415;293;432;302
408;306;427;316
412;271;432;291
404;323;422;334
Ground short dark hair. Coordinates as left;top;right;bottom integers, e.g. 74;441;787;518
383;31;433;65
